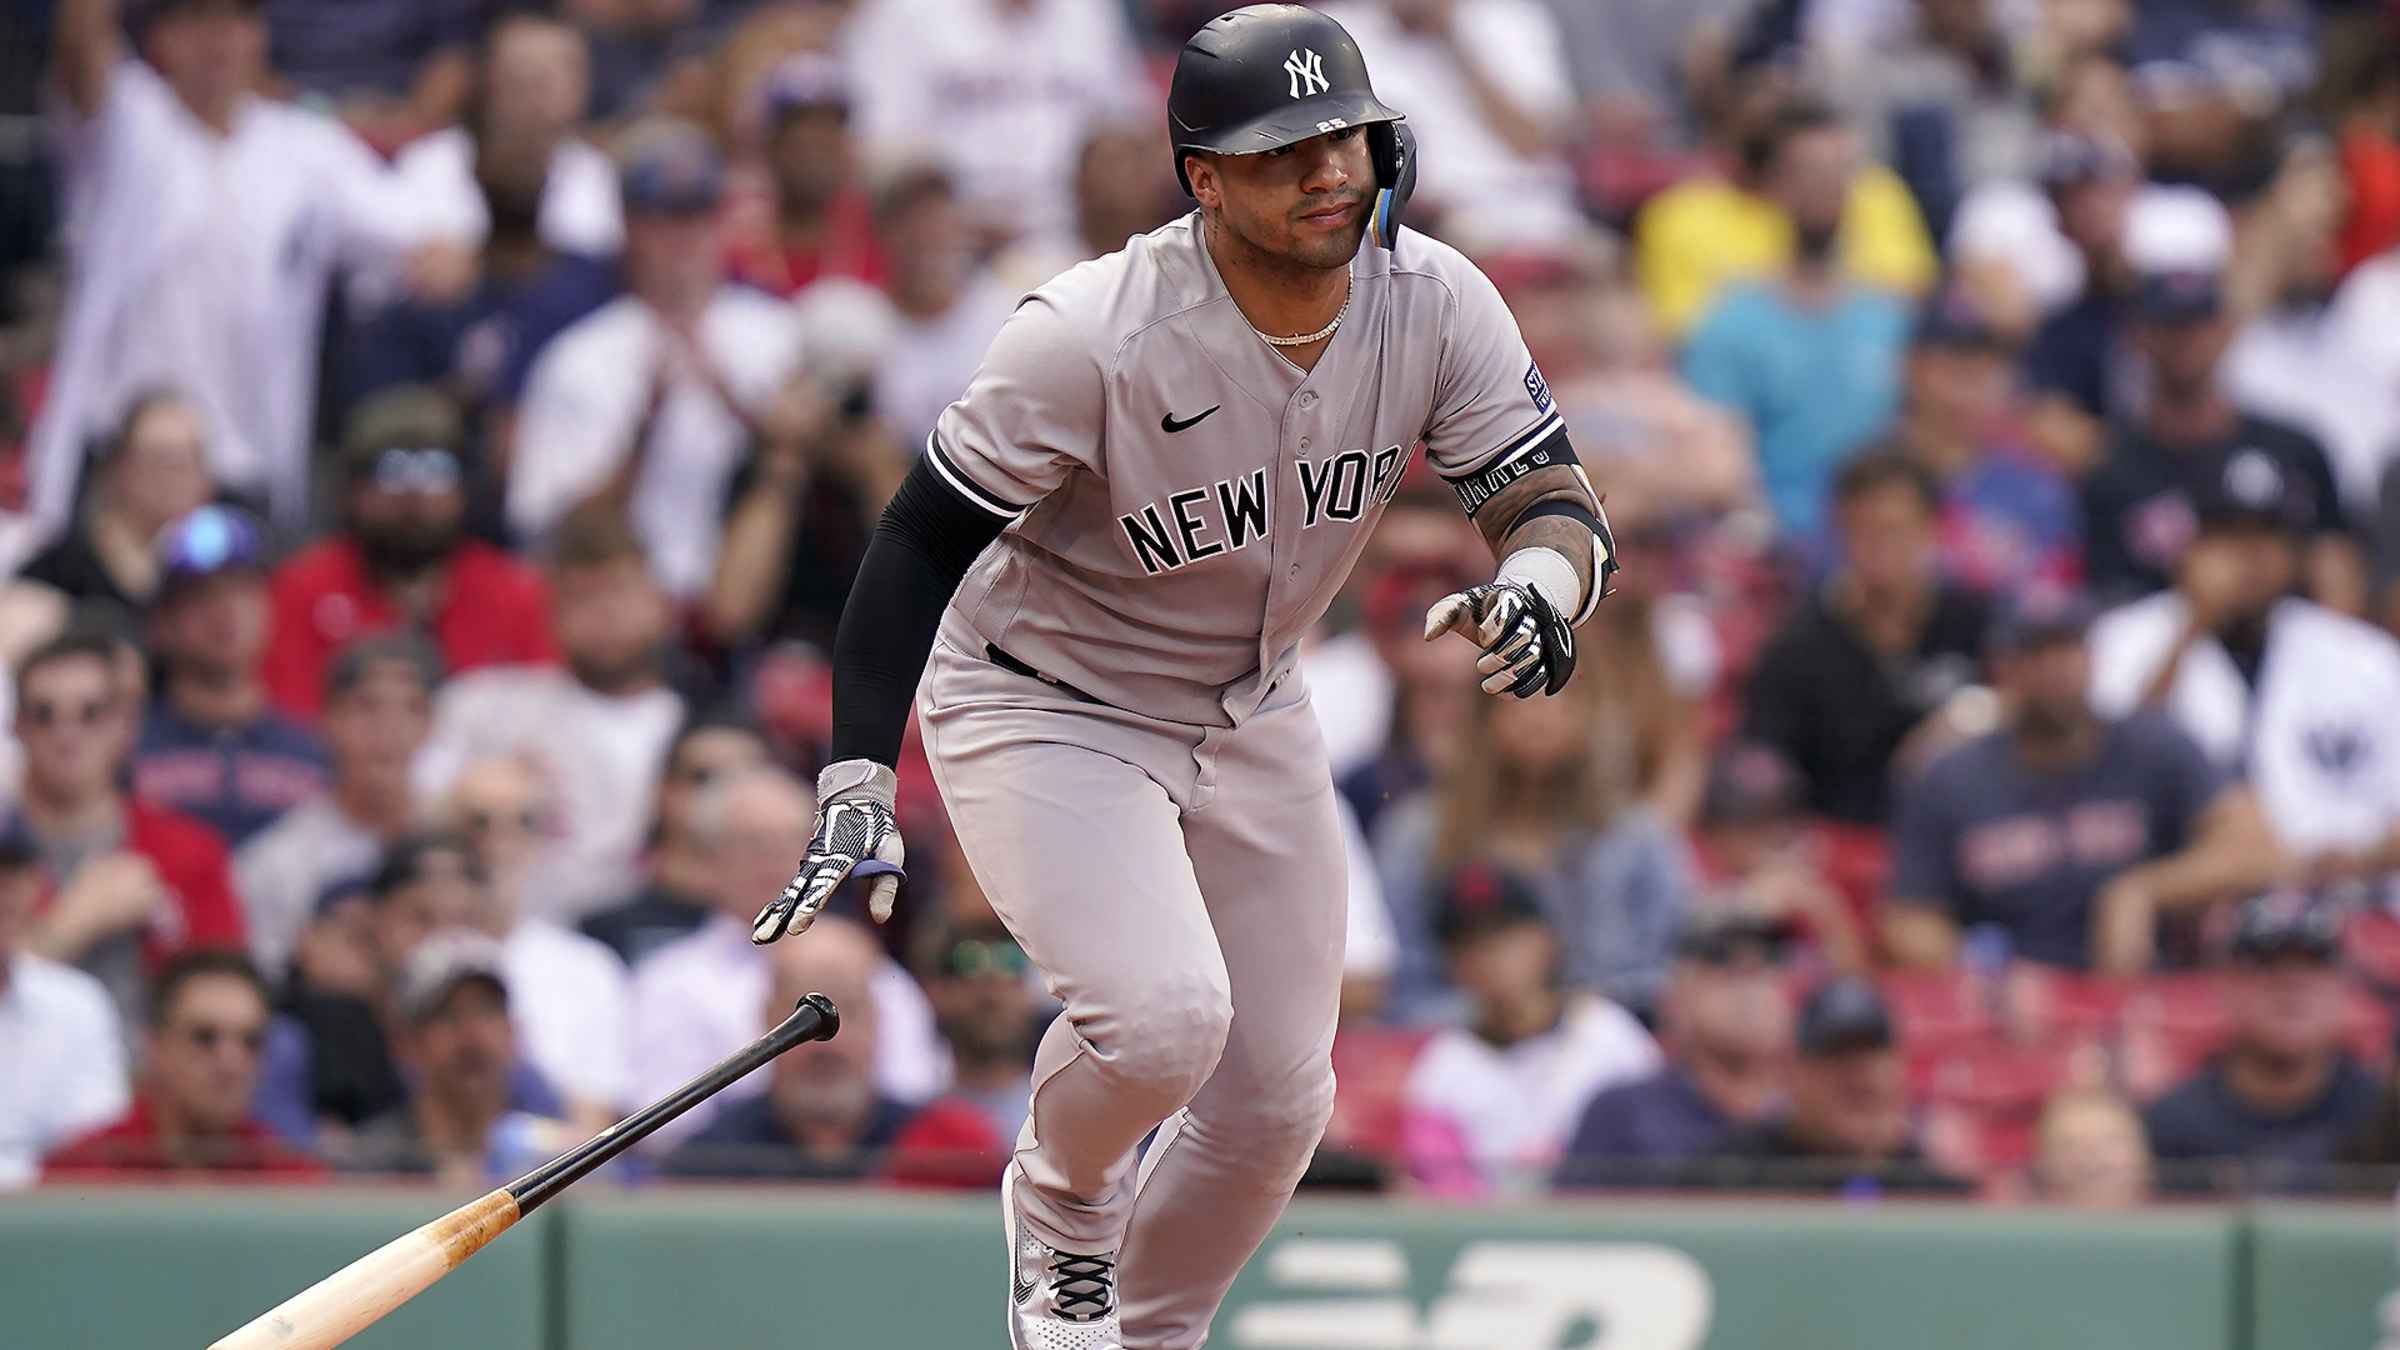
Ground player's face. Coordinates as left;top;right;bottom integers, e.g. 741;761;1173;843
1196;127;1375;271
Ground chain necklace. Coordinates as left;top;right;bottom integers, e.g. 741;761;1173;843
1253;272;1352;347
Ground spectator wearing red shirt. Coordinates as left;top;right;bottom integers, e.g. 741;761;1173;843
44;949;324;1180
724;55;887;298
263;389;555;721
14;630;244;1026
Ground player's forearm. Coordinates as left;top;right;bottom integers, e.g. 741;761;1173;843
1483;472;1617;627
827;455;1005;767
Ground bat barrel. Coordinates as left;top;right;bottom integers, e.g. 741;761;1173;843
506;993;839;1212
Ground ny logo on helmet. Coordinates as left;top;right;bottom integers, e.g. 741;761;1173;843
1285;48;1327;99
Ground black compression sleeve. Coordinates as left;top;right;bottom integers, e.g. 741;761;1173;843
828;453;1011;767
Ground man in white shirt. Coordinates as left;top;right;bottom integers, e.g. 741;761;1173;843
841;0;1148;244
626;766;943;1147
35;0;440;534
509;121;805;599
853;162;1021;455
387;11;622;267
416;510;683;924
2089;449;2400;878
0;825;129;1188
1400;863;1660;1196
234;635;437;981
438;755;631;1123
1321;0;1583;244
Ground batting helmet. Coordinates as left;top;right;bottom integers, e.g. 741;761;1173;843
1169;5;1416;246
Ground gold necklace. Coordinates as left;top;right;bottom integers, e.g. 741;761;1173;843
1254;273;1352;347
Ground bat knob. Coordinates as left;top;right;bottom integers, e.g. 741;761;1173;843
795;991;841;1042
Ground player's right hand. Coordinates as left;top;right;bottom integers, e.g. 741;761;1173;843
751;759;908;944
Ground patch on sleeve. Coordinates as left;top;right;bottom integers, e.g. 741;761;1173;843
1525;360;1553;415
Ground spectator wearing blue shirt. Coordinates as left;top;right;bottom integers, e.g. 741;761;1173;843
2144;896;2382;1193
1881;286;2082;595
132;506;328;847
1884;588;2281;972
1555;914;1795;1189
1683;100;1910;540
1689;976;1969;1195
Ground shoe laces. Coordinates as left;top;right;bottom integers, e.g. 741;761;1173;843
1047;1251;1116;1322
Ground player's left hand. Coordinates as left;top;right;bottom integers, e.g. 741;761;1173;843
751;759;908;944
1422;578;1576;698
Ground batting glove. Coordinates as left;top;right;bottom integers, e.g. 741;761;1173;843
751;759;907;944
1423;577;1578;699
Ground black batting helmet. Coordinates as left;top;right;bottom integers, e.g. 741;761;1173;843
1169;5;1409;206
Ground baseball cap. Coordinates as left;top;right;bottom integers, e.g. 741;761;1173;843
2133;268;2224;325
340;388;463;494
618;121;727;216
154;504;265;599
1910;286;2009;353
2035;130;2141;193
2229;894;2343;966
1795;976;1897;1056
1986;586;2097;654
764;53;851;120
394;931;510;1024
2192;449;2309;533
1432;861;1547;947
1698;742;1803;828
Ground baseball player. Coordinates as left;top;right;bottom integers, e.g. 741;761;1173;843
749;6;1618;1347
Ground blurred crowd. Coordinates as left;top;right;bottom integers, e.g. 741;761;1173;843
13;0;2400;1205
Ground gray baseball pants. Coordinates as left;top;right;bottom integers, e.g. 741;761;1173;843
918;635;1347;1349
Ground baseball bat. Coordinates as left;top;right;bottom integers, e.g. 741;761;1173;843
204;993;841;1350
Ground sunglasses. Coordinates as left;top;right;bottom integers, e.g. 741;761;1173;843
27;698;114;730
365;447;461;495
179;1021;268;1054
941;938;1029;980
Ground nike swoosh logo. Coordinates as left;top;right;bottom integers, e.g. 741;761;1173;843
1161;406;1219;433
1013;1271;1039;1305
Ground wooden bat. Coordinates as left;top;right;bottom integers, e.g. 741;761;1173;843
205;993;840;1350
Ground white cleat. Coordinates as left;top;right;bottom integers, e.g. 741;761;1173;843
1002;1166;1123;1350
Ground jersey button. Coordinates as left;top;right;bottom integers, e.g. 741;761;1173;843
1299;437;1312;450
1299;392;1318;409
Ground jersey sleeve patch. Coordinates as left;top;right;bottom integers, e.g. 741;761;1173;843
1440;416;1571;516
1525;360;1553;415
925;432;1034;521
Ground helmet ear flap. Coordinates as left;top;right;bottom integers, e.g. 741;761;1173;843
1367;121;1416;251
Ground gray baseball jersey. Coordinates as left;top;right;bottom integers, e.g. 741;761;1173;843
925;211;1568;726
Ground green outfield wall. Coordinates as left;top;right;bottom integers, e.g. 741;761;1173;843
1;1189;2389;1349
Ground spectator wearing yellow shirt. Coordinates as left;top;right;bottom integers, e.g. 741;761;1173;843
1636;94;1937;337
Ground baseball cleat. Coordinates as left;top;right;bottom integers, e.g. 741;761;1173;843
1003;1165;1123;1350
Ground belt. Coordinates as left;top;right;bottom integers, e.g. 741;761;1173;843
985;644;1108;706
